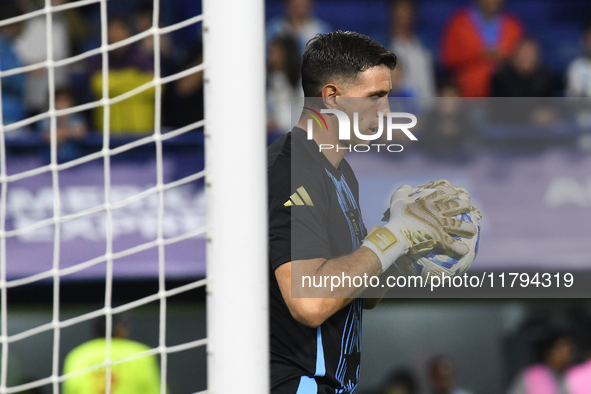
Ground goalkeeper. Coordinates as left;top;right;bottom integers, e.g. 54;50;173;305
267;31;479;394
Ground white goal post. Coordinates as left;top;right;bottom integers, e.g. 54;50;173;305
204;0;268;394
0;0;268;392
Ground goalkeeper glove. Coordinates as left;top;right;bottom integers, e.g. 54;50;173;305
416;179;482;220
362;184;478;273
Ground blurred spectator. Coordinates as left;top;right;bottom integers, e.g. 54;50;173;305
40;88;87;163
19;0;89;54
441;0;523;97
134;2;174;76
426;355;473;394
266;34;302;133
15;0;72;116
506;331;574;394
389;64;418;98
490;38;560;125
58;0;90;57
63;314;161;394
492;38;560;98
420;80;476;156
566;19;591;97
90;16;155;134
266;0;331;56
388;65;422;117
162;40;203;129
566;323;591;394
388;0;435;98
0;2;26;126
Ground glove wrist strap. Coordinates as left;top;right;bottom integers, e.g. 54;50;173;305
362;226;409;273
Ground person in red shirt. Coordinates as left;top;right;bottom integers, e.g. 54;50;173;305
441;0;523;97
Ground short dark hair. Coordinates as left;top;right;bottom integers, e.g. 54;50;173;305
269;34;301;88
301;30;397;97
390;0;416;10
136;1;153;15
93;313;130;338
54;87;74;99
534;329;571;363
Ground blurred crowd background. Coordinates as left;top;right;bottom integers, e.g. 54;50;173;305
0;0;591;158
2;0;591;394
0;0;204;163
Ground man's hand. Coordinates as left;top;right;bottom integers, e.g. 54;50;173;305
362;183;478;273
417;179;482;221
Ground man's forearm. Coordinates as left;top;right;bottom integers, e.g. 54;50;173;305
280;247;383;328
291;246;382;300
362;264;402;309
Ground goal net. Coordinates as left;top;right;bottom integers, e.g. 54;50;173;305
0;0;267;393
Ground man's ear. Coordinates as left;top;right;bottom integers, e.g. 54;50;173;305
321;84;339;109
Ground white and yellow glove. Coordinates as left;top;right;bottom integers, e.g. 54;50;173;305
362;182;479;273
416;179;482;220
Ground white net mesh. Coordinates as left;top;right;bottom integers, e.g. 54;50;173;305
0;1;208;393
